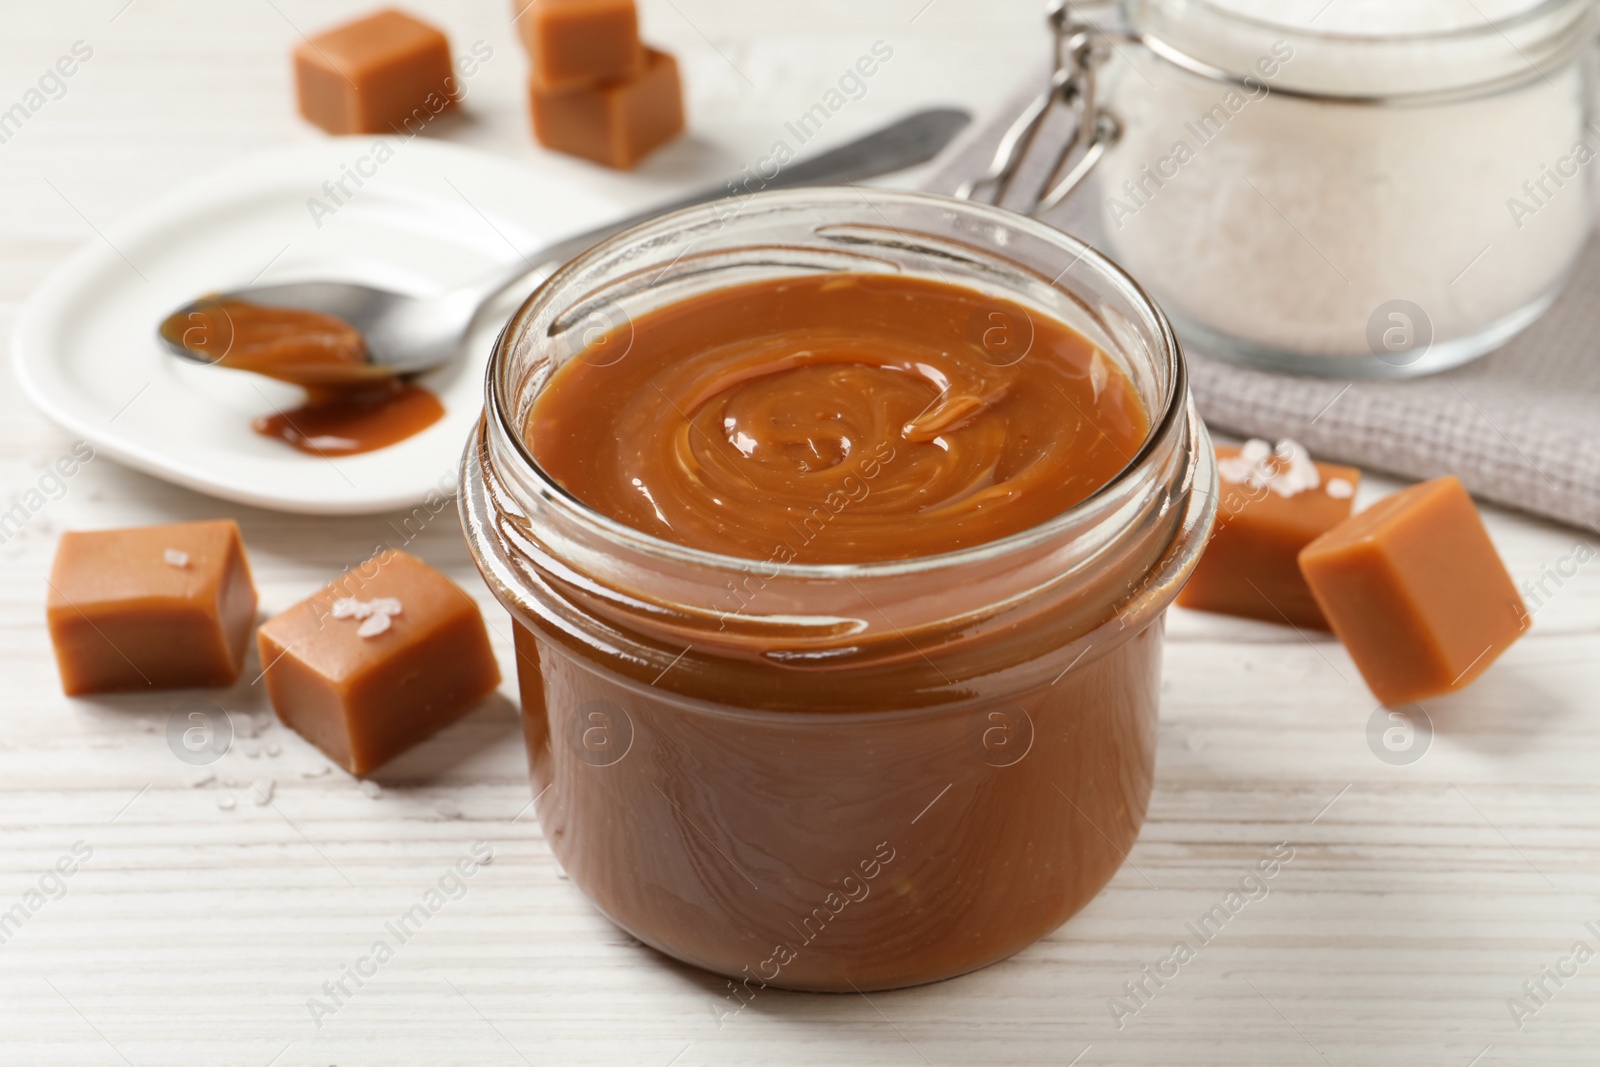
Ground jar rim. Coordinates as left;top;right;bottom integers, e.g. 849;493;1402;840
485;187;1187;581
1123;0;1597;103
1173;0;1579;43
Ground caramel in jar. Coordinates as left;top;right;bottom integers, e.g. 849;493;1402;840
461;190;1216;992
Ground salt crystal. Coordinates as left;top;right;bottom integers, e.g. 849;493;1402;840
163;548;190;568
217;794;236;811
266;743;281;758
331;598;371;619
360;780;383;799
1218;437;1321;499
1239;438;1271;464
334;597;402;637
1267;440;1321;499
191;771;216;788
356;613;392;638
251;779;275;805
302;765;331;778
1218;439;1270;487
435;800;463;820
1326;477;1355;499
333;597;403;620
234;714;256;740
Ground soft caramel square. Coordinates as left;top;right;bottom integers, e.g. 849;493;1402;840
47;520;257;695
1177;442;1360;629
257;550;500;776
514;0;645;91
530;47;684;169
294;8;456;135
1300;476;1527;704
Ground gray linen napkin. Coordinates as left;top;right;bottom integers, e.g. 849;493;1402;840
921;75;1600;532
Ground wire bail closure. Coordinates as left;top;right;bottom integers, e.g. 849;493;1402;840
956;1;1122;215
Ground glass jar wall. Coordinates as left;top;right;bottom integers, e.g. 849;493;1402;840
460;189;1217;991
1096;0;1597;377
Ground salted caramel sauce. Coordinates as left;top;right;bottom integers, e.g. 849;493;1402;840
502;271;1179;991
528;273;1149;563
160;299;443;456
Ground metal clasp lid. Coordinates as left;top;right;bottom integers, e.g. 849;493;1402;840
956;1;1123;216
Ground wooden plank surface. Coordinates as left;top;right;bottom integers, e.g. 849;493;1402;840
2;2;1598;1064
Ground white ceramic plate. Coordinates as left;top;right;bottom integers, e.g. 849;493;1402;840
12;138;627;514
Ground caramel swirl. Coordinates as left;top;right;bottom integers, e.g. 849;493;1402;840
529;273;1148;564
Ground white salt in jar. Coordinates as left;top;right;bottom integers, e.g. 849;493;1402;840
1095;0;1598;377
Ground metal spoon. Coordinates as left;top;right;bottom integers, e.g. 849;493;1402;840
158;108;971;380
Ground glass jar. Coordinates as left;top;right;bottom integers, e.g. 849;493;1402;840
459;188;1216;992
1095;0;1598;377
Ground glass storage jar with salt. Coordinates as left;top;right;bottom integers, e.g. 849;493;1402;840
964;0;1599;378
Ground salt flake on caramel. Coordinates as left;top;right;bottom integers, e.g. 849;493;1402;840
356;613;393;638
1217;437;1321;498
1176;440;1360;629
47;520;258;694
331;595;404;638
258;551;499;776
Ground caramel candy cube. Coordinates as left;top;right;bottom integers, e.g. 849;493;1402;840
294;9;456;135
1177;440;1360;630
1300;476;1527;704
530;47;684;169
514;0;645;91
47;520;257;695
257;550;500;776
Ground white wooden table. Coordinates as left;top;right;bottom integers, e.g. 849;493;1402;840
3;3;1598;1064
